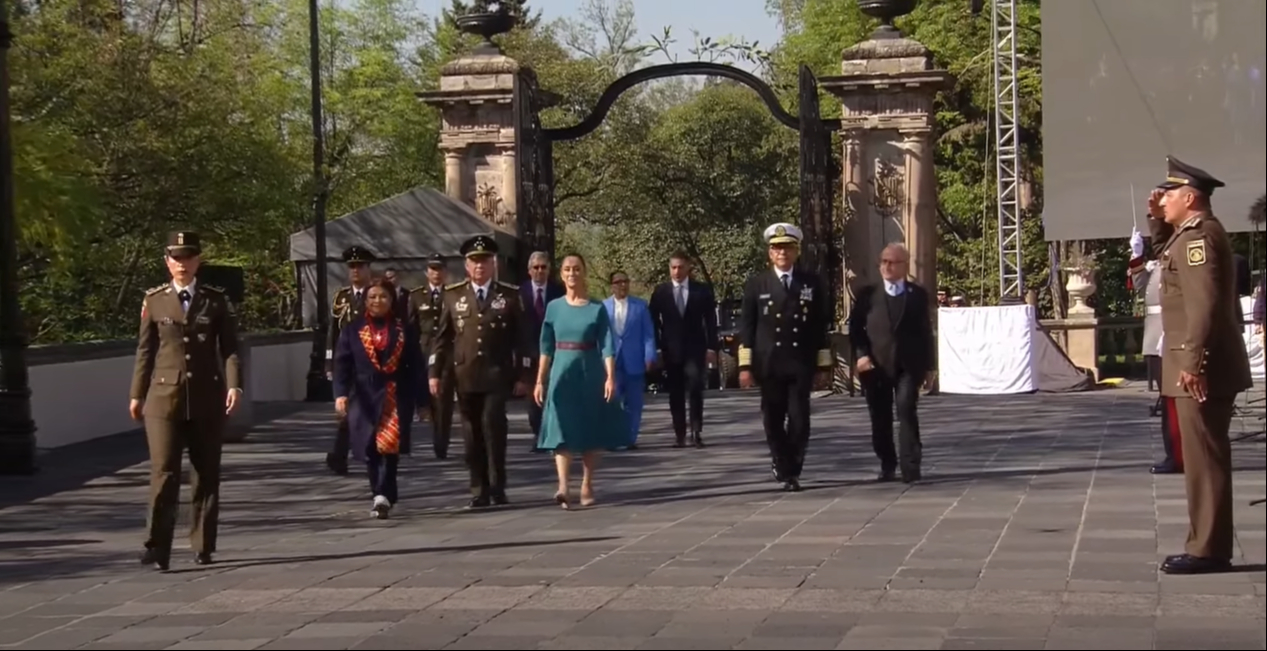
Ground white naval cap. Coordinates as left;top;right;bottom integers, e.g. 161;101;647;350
763;222;802;245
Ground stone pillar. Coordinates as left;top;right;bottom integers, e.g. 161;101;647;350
820;32;953;307
419;50;521;234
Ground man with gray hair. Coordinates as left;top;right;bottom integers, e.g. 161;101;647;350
519;251;563;450
848;241;935;484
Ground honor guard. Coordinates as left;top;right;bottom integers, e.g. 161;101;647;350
129;231;242;571
1148;156;1253;575
324;245;376;474
407;253;455;459
430;235;533;508
737;223;834;492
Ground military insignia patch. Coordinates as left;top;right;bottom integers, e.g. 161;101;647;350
1186;239;1206;266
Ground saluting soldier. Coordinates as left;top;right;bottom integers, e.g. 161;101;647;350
1148;156;1253;575
430;235;532;508
129;231;242;571
737;223;834;492
407;253;455;459
324;245;376;475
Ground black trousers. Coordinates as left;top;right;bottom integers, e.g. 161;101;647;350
862;368;922;474
430;366;456;457
457;390;509;498
665;357;706;437
366;447;400;504
760;369;813;481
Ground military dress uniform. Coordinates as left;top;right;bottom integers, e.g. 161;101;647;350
1127;234;1182;474
430;235;533;507
131;231;241;571
408;253;455;459
1149;156;1253;575
324;245;375;474
737;223;834;492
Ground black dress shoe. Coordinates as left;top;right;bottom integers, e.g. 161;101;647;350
194;552;214;565
782;478;802;492
140;548;169;571
491;492;509;506
1160;553;1232;575
692;432;706;448
877;468;896;482
902;468;922;484
1150;462;1182;474
467;496;490;509
326;453;348;476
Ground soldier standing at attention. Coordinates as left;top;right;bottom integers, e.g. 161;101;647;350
1148;156;1252;575
324;245;375;475
130;231;242;571
430;235;532;508
736;223;833;492
408;253;455;459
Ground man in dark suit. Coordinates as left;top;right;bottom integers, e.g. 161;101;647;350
737;223;834;491
519;251;563;451
849;242;935;484
649;250;719;448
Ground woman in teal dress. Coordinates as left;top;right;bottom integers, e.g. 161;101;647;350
532;253;627;509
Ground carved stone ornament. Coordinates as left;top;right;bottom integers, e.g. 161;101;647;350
870;159;904;219
475;183;507;226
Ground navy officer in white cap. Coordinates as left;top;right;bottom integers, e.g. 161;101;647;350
736;222;834;492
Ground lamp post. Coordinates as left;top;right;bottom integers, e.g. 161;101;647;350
0;0;38;475
304;0;331;402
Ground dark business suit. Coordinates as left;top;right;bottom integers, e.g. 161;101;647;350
849;280;934;482
520;281;564;448
649;279;719;446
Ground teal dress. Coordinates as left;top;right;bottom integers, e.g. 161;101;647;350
537;298;628;452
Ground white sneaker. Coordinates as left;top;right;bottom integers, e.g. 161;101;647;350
371;495;391;519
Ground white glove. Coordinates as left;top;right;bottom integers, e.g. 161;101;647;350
1130;228;1145;258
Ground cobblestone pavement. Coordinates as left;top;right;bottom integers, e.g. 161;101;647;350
1;386;1264;650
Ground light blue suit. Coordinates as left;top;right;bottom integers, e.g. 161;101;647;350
603;294;657;446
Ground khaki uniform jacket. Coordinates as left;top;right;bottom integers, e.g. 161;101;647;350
131;282;242;421
1148;213;1253;398
429;279;532;394
406;284;446;356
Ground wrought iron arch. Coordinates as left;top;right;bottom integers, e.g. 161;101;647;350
544;61;840;141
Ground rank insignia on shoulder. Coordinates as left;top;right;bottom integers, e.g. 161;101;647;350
1186;239;1206;266
497;280;518;290
145;284;167;296
203;284;225;294
445;280;469;291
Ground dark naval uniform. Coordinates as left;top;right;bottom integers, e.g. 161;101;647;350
324;245;375;474
131;231;241;570
737;223;834;492
408;253;455;459
430;235;532;507
1149;156;1252;575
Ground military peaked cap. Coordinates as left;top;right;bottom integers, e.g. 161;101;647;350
166;231;202;256
342;245;376;263
1157;155;1225;196
764;222;802;246
461;235;498;258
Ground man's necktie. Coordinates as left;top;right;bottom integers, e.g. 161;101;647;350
178;290;191;314
676;285;685;314
535;288;544;320
477;288;485;306
782;274;791;291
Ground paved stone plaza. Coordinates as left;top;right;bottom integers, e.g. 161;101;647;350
1;386;1264;650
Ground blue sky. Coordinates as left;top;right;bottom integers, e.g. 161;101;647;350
417;0;783;66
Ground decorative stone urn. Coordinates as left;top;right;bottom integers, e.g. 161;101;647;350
1064;266;1097;315
857;0;919;38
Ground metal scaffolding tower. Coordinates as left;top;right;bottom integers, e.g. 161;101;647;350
991;0;1023;301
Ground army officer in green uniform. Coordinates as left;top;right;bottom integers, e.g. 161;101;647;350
130;231;242;571
1147;156;1253;575
430;235;533;508
408;253;456;459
